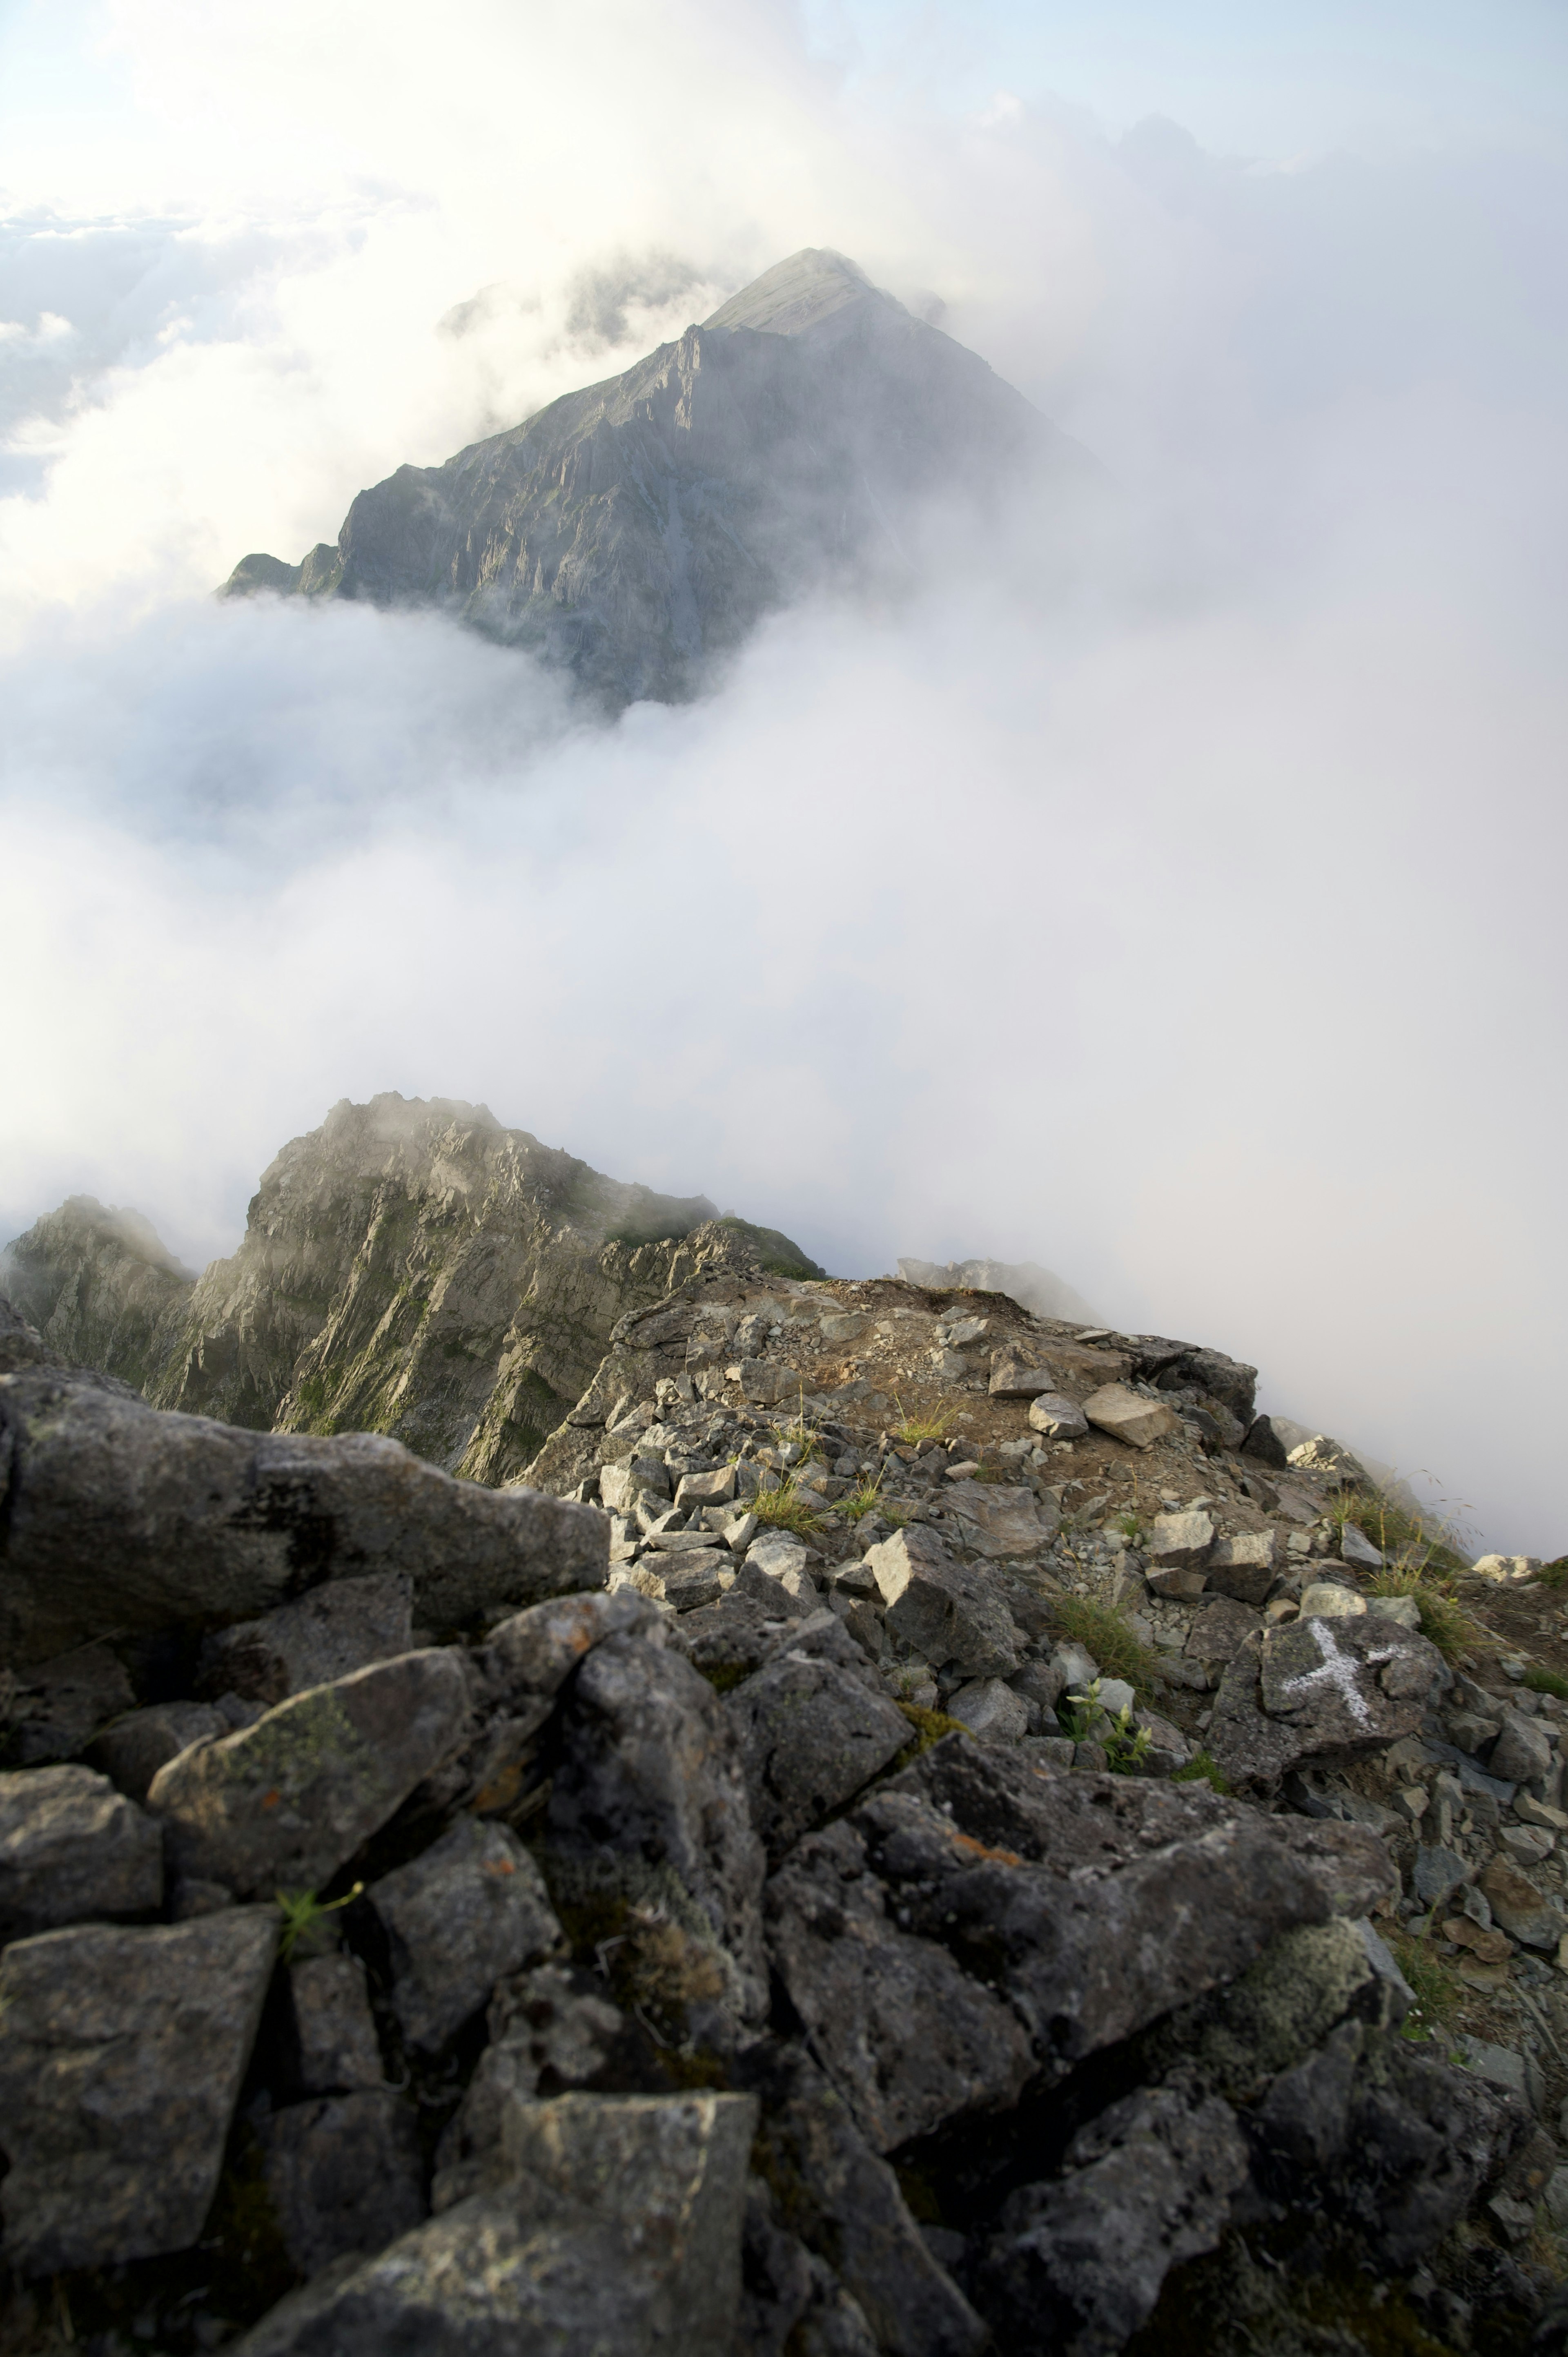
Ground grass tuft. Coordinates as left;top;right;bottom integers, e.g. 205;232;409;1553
1538;1557;1568;1590
892;1397;959;1445
1172;1750;1231;1794
895;1701;968;1759
747;1481;825;1539
1048;1595;1161;1698
1367;1563;1482;1661
1527;1666;1568;1699
841;1476;887;1525
1387;1928;1462;2041
1331;1486;1469;1578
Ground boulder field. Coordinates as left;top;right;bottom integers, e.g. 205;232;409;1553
2;1250;1567;2352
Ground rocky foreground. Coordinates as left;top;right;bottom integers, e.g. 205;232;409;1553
2;1259;1567;2353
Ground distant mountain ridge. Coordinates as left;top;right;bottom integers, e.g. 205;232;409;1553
1;1096;822;1485
223;248;1082;706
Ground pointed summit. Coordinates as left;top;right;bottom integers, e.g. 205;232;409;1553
703;248;889;338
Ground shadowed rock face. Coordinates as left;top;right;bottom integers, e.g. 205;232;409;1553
220;249;1083;708
1;1093;819;1482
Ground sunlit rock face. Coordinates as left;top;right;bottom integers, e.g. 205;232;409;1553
221;249;1081;706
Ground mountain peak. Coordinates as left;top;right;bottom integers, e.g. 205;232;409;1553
702;247;891;339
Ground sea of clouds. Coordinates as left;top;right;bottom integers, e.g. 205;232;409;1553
3;0;1566;1550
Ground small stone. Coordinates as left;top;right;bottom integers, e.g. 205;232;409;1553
1517;1793;1568;1831
1480;1858;1563;1952
3;1643;136;1766
1185;1599;1263;1665
369;1817;564;2052
947;1678;1031;1745
1365;1594;1421;1630
1339;1523;1384;1572
1490;1708;1555;1786
1204;1532;1278;1606
1147;1568;1209;1601
1300;1582;1368;1618
0;1763;164;1941
261;2089;425;2277
675;1466;738;1511
942;1478;1059;1559
1028;1394;1089;1440
1412;1846;1471;1911
1148;1512;1215;1570
288;1953;385;2093
0;1909;277;2274
147;1649;471;1898
1082;1385;1181;1451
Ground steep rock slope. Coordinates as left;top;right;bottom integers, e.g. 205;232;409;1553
2;1097;820;1487
222;248;1081;705
0;1199;195;1392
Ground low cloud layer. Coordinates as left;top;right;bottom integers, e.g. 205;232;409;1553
3;3;1566;1553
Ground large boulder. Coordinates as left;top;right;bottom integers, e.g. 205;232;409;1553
146;1650;471;1897
0;1366;606;1668
1208;1616;1450;1790
864;1526;1019;1677
727;1646;911;1864
232;2091;758;2357
547;1632;768;2020
765;1737;1392;2152
978;2076;1249;2356
0;1909;278;2274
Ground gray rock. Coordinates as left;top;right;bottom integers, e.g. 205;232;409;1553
233;2089;758;2357
1412;1845;1471;1910
1184;1597;1264;1664
88;1699;231;1800
1208;1614;1449;1790
261;2089;426;2277
432;1966;638;2210
198;1572;414;1706
1138;1916;1411;2103
680;1582;824;1678
369;1815;564;2050
1366;1592;1421;1629
288;1952;385;2093
1300;1581;1367;1619
1491;1706;1555;1786
1252;2018;1530;2266
1203;1530;1279;1606
864;1527;1019;1677
1082;1385;1180;1451
0;1366;606;1669
1339;1521;1385;1572
728;1649;909;1864
940;1478;1059;1559
677;1465;738;1510
0;1907;277;2273
0;1762;163;1939
1148;1510;1215;1569
742;2045;988;2357
600;1456;673;1513
1027;1392;1088;1440
1480;1857;1562;1951
548;1632;768;2020
948;1677;1031;1745
2;1642;136;1765
978;2077;1249;2355
433;1586;661;1817
147;1649;471;1897
765;1737;1391;2151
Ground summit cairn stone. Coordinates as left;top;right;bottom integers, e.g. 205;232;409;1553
1082;1385;1180;1450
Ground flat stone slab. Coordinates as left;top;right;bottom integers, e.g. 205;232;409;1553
0;1762;164;1940
942;1478;1059;1559
1082;1385;1180;1451
0;1908;278;2274
147;1649;471;1897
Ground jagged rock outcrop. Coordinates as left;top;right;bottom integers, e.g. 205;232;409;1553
220;249;1085;707
1;1095;820;1487
0;1249;1559;2354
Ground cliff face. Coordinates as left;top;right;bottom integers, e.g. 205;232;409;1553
2;1096;821;1487
221;249;1080;706
0;1199;195;1392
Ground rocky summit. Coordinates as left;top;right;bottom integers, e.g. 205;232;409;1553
220;248;1084;707
3;1117;1568;2353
